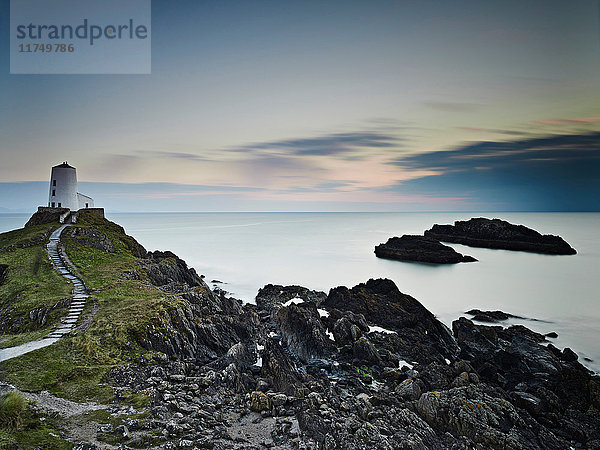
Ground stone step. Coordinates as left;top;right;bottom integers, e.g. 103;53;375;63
53;328;73;334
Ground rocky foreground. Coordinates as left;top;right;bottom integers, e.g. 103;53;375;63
92;252;599;449
424;218;577;255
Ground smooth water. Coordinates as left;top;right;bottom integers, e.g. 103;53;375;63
2;212;599;371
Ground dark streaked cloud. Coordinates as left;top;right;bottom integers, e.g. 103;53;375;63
231;131;402;157
454;126;532;137
387;132;600;211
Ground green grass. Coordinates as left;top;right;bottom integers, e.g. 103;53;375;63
0;224;55;249
0;394;72;449
0;339;114;404
0;212;173;404
0;392;27;430
0;224;72;343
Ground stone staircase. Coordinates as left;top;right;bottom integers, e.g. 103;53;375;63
44;224;89;339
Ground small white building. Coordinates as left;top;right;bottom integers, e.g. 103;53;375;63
48;162;94;210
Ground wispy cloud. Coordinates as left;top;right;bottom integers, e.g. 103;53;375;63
532;115;600;125
230;131;402;158
141;151;210;162
454;126;531;136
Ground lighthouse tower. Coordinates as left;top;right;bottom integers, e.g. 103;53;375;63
48;162;94;210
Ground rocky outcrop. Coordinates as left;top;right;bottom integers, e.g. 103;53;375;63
58;214;147;258
143;251;203;290
66;272;600;449
275;302;335;362
63;227;114;252
255;284;327;312
424;218;577;254
322;278;460;364
375;235;477;264
466;309;525;323
24;208;69;227
140;255;258;362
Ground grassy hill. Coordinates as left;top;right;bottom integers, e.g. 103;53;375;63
0;224;72;347
0;211;173;404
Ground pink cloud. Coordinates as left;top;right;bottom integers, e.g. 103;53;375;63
533;115;600;125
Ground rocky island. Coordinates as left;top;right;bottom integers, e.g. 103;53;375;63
0;212;597;448
375;235;477;264
424;218;577;255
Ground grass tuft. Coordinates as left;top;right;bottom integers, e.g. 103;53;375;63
0;392;27;430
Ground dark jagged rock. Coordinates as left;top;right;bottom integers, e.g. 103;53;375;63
275;302;335;362
138;250;258;362
424;217;577;255
375;235;477;264
452;316;600;425
144;251;203;289
466;309;526;323
261;338;305;397
332;317;363;346
352;337;381;365
322;278;460;364
255;284;327;312
95;276;600;449
417;385;567;449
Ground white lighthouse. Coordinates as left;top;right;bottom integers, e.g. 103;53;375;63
48;162;94;210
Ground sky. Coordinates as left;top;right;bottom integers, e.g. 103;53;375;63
1;0;599;212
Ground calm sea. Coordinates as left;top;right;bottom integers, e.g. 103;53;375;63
2;212;599;372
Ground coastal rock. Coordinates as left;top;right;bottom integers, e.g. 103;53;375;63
140;253;258;362
260;338;305;397
255;284;327;312
249;391;272;412
352;337;381;365
424;217;576;255
452;316;600;422
322;278;460;364
332;317;363;346
375;235;476;264
416;385;565;449
395;378;422;400
144;251;203;288
466;309;525;323
275;302;335;362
